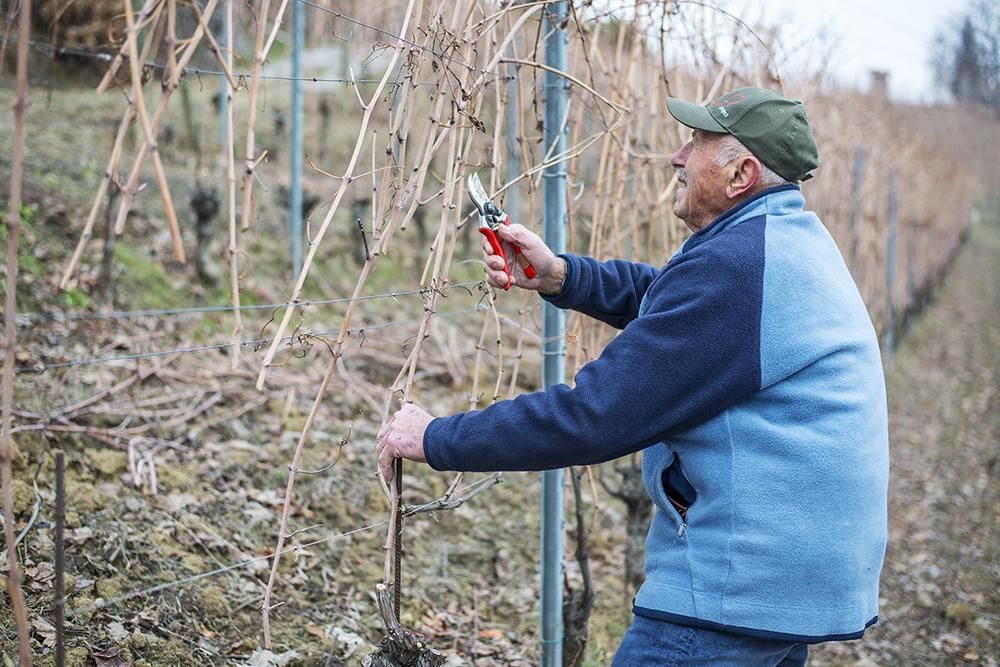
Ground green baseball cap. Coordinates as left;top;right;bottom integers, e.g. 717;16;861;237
666;87;820;182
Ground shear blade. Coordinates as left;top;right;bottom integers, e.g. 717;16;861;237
467;172;490;214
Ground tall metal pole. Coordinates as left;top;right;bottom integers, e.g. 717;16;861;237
289;0;304;277
540;3;567;665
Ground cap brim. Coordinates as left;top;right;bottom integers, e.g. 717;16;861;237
666;97;726;132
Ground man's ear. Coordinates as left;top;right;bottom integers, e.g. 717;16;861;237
726;156;761;198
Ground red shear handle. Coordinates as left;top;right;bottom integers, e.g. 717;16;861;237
480;227;512;291
502;219;537;279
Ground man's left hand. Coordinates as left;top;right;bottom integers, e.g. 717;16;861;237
376;403;433;483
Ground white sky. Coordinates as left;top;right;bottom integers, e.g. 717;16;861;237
752;0;965;102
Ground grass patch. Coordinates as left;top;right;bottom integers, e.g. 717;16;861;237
0;201;39;237
62;286;92;309
112;244;185;310
0;203;50;310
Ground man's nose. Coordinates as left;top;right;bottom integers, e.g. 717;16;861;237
671;142;691;169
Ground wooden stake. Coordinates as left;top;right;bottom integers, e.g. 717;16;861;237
61;4;166;288
2;1;34;663
239;0;272;231
225;0;242;367
112;0;222;248
120;0;185;262
59;104;136;289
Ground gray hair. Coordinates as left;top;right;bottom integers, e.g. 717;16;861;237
712;135;792;187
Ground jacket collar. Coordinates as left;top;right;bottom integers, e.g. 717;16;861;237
683;184;802;253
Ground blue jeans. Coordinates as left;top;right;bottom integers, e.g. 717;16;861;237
611;614;809;666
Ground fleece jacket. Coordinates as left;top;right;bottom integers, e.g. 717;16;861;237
423;184;889;642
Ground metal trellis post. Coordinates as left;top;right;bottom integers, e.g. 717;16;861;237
289;0;304;277
906;219;916;313
884;170;897;362
540;2;567;665
848;146;864;270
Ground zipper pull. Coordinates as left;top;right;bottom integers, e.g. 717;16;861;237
677;523;687;537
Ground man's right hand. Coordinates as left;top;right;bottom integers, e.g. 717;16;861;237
482;223;566;295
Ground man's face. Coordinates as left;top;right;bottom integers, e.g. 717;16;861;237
670;130;731;232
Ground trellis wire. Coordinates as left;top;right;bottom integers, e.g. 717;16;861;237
18;279;484;325
294;0;492;75
17;303;494;374
16;0;515;86
15;37;452;86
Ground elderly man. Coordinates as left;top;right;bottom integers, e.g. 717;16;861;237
376;87;889;666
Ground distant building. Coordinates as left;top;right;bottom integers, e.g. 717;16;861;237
870;70;890;105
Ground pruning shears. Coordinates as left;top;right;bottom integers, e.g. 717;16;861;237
467;172;536;291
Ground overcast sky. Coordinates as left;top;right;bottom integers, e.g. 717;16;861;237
752;0;965;102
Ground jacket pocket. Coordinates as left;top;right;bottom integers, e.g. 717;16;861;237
661;454;697;524
644;446;696;536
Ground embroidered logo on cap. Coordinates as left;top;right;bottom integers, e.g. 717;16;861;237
716;92;746;108
714;92;746;119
